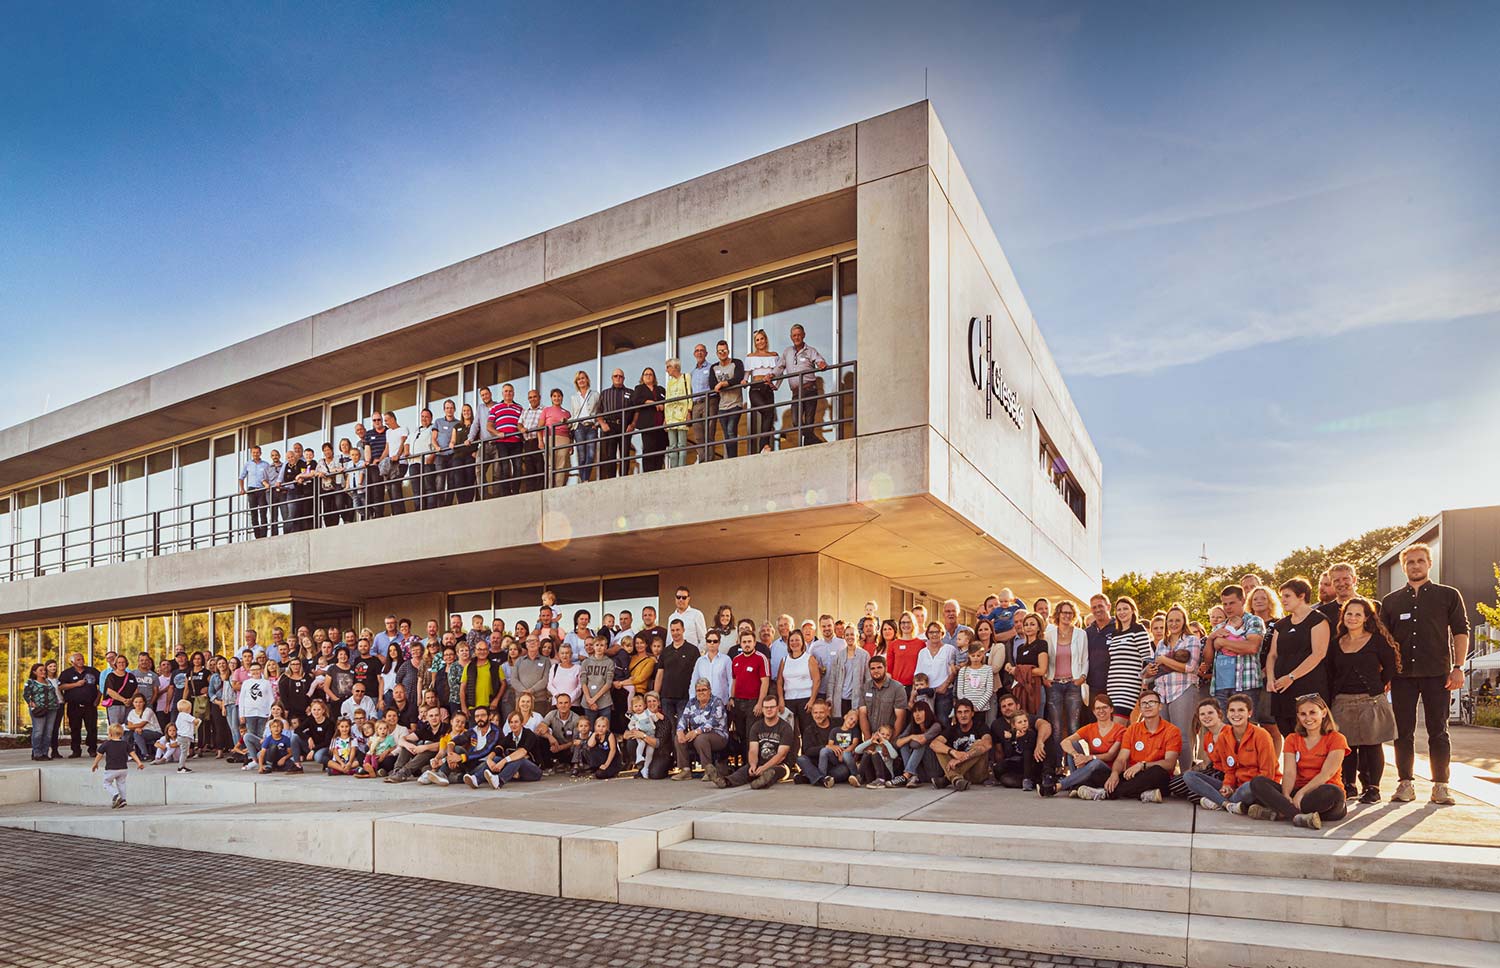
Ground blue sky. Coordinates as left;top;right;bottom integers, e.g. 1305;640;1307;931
2;2;1497;574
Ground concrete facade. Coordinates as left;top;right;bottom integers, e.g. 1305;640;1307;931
0;102;1101;726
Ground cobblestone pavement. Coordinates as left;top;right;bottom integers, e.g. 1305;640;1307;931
0;827;1146;968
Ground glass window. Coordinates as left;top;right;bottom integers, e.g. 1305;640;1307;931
63;475;89;570
214;610;236;656
752;266;835;448
246;603;292;652
92;622;111;661
603;575;660;635
212;435;238;546
731;288;750;356
0;495;10;579
38;482;61;574
375;381;419;440
675;300;725;371
838;260;857;364
476;351;530;406
14;489;38;578
329;401;361;455
0;631;9;732
147;450;175;555
180;611;211;653
536;333;594;408
547;580;602;632
117;457;147;559
602;311;666;389
287;407;324;454
66;625;88;664
249;417;284;460
117;619;144;663
41;627;62;664
90;470;111;564
425;371;461;413
147;615;171;666
20;629;40;664
446;591;493;628
179;439;212;550
495;585;543;636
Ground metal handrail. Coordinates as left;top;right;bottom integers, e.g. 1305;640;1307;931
1;361;857;581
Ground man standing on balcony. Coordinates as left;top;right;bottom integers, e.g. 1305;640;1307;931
775;323;828;446
520;387;545;493
408;407;436;511
486;383;524;497
689;342;717;462
362;413;390;518
471;385;496;498
237;445;274;539
432;398;461;507
596;368;632;480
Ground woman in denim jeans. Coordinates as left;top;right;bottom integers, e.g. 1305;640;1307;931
570;370;599;483
892;700;942;788
1045;600;1088;742
24;663;58;760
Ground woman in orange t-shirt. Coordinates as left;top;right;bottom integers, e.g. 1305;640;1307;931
1058;692;1124;794
1186;693;1277;811
1244;694;1349;829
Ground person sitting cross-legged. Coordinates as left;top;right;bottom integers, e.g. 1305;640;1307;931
708;695;794;789
1075;688;1181;803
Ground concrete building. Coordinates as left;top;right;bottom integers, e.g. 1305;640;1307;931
0;101;1102;732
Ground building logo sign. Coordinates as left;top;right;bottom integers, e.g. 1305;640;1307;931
966;315;1025;430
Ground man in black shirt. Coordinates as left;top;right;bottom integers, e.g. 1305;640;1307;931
57;652;101;757
362;413;390;518
711;696;794;789
596;368;632;480
352;638;385;698
1379;543;1468;805
931;698;992;790
654;619;701;751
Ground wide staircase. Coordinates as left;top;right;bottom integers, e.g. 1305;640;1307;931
619;812;1500;968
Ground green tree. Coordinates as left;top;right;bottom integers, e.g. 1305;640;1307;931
1475;564;1500;650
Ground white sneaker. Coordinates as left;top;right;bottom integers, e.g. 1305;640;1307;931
1292;811;1322;830
417;771;435;785
432;772;450;787
1223;801;1245;816
1393;780;1416;802
1140;789;1163;804
485;769;501;789
463;773;479;789
1430;783;1456;806
1198;798;1222;811
1077;786;1107;801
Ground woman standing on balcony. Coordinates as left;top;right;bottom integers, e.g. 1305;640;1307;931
451;403;477;502
541;389;572;488
571;370;600;483
745;329;779;454
663;358;692;469
629;367;667;472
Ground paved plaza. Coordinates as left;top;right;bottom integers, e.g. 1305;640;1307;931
0;825;1126;968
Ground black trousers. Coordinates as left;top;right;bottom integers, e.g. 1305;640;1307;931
1392;674;1451;783
1249;776;1348;821
246;489;269;538
639;427;667;471
1343;744;1385;792
66;704;98;755
497;441;525;495
598;432;623;479
790;391;820;445
731;698;759;761
1106;763;1172;799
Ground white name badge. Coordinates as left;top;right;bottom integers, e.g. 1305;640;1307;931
1206;742;1214;753
1295;752;1302;763
1092;737;1102;748
1135;741;1145;751
1226;755;1236;767
1400;613;1412;621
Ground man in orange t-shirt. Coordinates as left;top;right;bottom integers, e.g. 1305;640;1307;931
1076;689;1181;802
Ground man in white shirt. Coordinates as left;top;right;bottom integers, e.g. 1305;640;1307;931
670;586;708;648
611;610;636;652
409;407;436;510
237;662;276;761
382;410;410;513
808;614;840;695
340;682;379;724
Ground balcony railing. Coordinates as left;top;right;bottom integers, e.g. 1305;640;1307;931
0;362;856;582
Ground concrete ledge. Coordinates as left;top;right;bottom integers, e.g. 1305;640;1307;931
1191;833;1500;892
616;809;716;850
819;885;1188;966
0;767;40;806
619;868;840;926
1190;872;1500;943
694;813;876;850
163;774;258;805
34;816;125;842
1187;915;1500;968
374;813;588;896
125;811;375;871
40;767;166;807
561;826;659;903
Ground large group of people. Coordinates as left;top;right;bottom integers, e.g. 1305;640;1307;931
235;324;838;538
30;545;1469;825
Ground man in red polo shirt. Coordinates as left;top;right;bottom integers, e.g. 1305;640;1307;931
730;630;770;767
1076;688;1181;802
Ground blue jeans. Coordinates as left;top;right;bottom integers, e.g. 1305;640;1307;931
1212;688;1235;711
134;729;161;761
242;716;268;756
497;758;543;783
1047;681;1083;742
1059;757;1111;791
226;703;240;748
313;747;332;767
1182;771;1255;807
30;708;57;757
798;747;853;784
899;744;937;779
573;425;598;482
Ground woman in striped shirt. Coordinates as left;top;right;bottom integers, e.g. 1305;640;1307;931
1106;597;1152;724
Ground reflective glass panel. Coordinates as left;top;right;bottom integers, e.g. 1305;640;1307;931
246;603;292;651
117;619;144;662
147;450;175;554
92;623;111;661
91;471;111;564
41;627;61;664
287;407;323;454
212;435;238;546
603;575;661;640
147;615;171;666
375;381;419;441
66;625;88;664
495;585;543;636
0;631;9;731
837;260;857;440
601;311;666;390
39;482;60;574
752;266;834;448
675;300;725;372
117;457;147;558
63;475;89;570
180;611;211;653
20;629;40;663
536;333;594;409
214;610;236;656
179;439;212;549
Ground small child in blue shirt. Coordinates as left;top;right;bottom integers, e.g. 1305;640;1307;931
257;719;296;773
980;589;1023;640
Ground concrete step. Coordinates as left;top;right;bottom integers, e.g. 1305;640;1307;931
1188;915;1500;968
660;838;1190;912
1192;832;1500;893
1191;871;1500;943
692;811;1192;870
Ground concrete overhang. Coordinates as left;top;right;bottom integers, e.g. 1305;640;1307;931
0;428;1072;625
